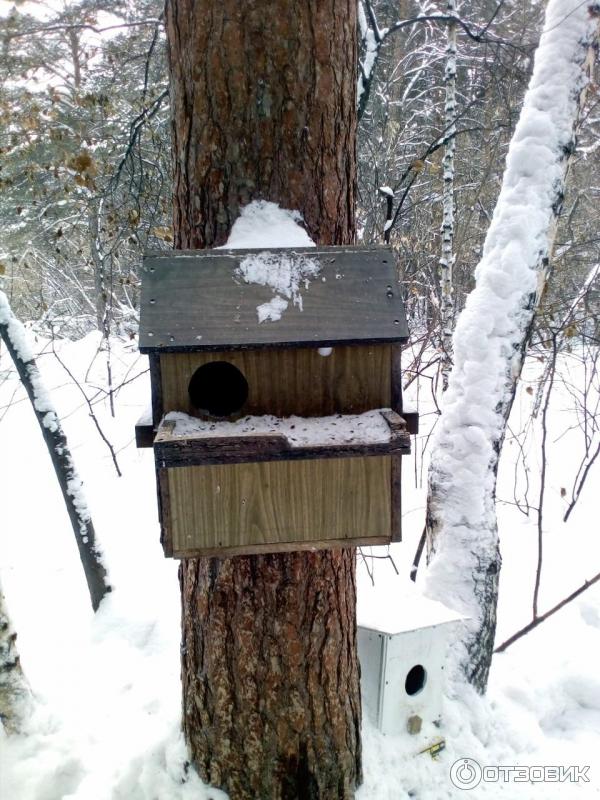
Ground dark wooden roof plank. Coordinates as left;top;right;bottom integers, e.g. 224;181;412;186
139;245;408;352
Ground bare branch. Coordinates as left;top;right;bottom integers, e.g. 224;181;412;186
4;19;162;41
495;570;600;653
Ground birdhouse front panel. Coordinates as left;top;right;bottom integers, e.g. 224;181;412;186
138;245;415;558
161;456;392;557
158;345;394;420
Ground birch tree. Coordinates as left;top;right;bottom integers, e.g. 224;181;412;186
425;0;600;691
0;291;111;612
439;0;457;390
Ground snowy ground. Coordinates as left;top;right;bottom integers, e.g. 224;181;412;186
0;331;599;799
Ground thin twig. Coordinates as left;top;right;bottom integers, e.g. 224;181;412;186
50;337;122;478
564;440;600;522
533;333;557;618
495;570;600;653
4;19;162;40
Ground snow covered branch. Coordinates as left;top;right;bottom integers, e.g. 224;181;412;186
0;292;111;612
357;3;522;120
424;0;600;691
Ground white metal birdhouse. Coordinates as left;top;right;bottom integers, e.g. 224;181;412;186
358;584;464;738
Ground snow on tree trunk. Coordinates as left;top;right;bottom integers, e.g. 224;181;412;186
439;1;457;391
425;0;599;692
0;292;111;613
164;1;361;797
0;580;31;735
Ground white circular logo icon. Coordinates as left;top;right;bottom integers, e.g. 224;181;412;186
450;758;482;790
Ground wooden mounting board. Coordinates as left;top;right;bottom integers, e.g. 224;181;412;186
154;409;410;467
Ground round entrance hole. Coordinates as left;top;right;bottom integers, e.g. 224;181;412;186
188;361;249;417
405;664;427;696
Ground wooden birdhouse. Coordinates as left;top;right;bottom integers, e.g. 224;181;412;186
136;245;417;558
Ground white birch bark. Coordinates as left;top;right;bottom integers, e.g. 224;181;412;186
425;1;599;691
0;291;111;612
439;0;457;391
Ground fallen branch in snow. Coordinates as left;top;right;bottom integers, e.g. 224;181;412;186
0;581;31;734
494;570;600;653
0;292;111;612
424;1;600;691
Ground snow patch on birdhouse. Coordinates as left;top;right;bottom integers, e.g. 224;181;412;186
236;251;321;322
164;409;393;447
257;295;288;323
219;199;316;250
219;200;320;322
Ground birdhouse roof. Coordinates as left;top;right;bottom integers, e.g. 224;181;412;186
138;245;408;353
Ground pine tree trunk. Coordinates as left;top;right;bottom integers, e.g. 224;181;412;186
164;2;361;797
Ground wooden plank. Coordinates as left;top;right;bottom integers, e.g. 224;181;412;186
166;456;391;555
149;354;163;427
154;411;410;467
135;405;154;448
160;345;392;418
390;455;402;542
402;411;419;435
391;344;403;413
157;467;173;557
171;536;390;559
135;422;154;449
139;246;408;352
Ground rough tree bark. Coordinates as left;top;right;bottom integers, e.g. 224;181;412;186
164;2;361;798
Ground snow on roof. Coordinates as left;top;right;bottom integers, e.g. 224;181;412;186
139;199;408;351
216;200;316;250
358;577;466;635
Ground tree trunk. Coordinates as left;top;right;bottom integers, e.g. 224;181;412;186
164;2;361;798
424;1;599;692
0;579;31;734
0;292;111;613
439;0;456;391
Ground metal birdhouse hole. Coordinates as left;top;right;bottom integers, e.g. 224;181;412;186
405;664;427;696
